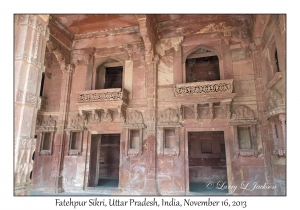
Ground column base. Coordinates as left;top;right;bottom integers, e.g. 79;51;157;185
14;183;30;196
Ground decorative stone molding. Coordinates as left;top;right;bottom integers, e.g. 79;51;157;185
87;110;101;124
36;115;57;132
198;106;210;119
17;15;48;35
174;79;234;97
25;92;38;107
124;110;146;128
100;109;113;123
15;90;25;103
232;105;255;120
180;103;232;120
78;88;128;103
19;138;36;149
15;52;44;69
158;108;178;123
66;113;87;131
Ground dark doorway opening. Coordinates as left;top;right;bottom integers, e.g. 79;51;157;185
188;131;228;194
89;134;120;188
186;55;220;83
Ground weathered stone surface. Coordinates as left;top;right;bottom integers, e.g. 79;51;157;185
13;14;285;196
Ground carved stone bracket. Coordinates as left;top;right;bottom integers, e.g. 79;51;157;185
71;48;95;66
230;26;251;48
123;42;145;60
87;110;101;124
156;36;184;57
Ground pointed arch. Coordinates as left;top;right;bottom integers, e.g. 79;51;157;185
92;57;125;90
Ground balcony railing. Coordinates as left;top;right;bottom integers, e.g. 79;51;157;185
174;79;234;97
77;88;128;103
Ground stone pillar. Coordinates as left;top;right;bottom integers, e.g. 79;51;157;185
44;63;74;193
143;54;159;195
14;14;49;195
278;114;286;150
250;40;276;195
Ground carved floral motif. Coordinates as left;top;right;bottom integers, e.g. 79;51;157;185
232;105;255;119
36;115;56;131
158;108;179;123
174;79;233;97
126;110;144;124
88;110;100;124
15;90;24;103
100;109;113;123
25;92;38;107
67;113;86;130
19;138;36;149
78;90;125;103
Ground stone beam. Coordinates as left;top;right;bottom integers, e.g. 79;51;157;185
136;15;158;60
48;15;74;50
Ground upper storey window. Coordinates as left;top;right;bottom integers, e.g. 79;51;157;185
95;59;123;89
186;48;220;83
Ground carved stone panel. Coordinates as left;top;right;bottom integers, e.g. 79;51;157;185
267;89;285;110
232;105;255;120
125;110;145;128
158;108;179;124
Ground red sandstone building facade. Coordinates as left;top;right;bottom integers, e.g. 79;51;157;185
14;14;286;195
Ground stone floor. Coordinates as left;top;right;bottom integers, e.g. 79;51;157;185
189;182;228;195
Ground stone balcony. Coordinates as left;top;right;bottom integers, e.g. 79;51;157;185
77;88;128;117
174;79;235;104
